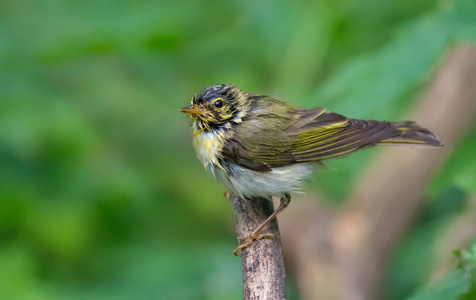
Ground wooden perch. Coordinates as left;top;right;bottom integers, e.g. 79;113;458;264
280;45;476;300
230;193;286;300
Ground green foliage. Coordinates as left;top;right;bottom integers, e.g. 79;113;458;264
405;243;476;300
386;187;468;299
406;269;470;300
1;0;475;298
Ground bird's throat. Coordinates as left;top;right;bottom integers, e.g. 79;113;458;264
192;126;227;174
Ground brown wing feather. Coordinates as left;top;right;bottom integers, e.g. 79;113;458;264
221;103;442;171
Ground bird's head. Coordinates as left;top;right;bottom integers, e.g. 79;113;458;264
180;84;248;132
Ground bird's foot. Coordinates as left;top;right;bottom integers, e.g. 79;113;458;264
233;233;279;256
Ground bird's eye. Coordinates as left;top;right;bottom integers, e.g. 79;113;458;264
214;99;224;108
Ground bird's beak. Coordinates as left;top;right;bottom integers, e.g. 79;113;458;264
180;104;205;115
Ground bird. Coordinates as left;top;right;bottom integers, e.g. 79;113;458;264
180;83;443;255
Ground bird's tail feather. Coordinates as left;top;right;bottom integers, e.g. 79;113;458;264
378;121;443;147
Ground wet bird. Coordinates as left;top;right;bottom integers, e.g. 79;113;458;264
180;84;443;255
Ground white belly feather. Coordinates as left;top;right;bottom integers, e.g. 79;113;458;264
193;129;314;199
222;163;313;199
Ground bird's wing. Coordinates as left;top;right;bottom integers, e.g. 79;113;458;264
221;103;438;172
289;112;395;163
220;99;305;172
221;104;362;171
289;110;442;162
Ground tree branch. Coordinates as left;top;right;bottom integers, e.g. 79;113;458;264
230;193;286;300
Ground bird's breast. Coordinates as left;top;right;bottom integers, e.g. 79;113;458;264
192;127;315;198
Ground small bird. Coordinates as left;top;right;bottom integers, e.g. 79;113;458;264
180;84;443;255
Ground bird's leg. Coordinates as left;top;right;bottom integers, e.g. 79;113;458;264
233;193;291;256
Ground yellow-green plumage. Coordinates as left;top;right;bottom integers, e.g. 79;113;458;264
181;84;443;198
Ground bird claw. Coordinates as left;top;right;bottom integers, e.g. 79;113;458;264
233;233;279;256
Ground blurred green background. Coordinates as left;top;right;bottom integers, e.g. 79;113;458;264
1;0;476;299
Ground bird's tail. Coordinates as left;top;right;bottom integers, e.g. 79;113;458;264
378;121;444;147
